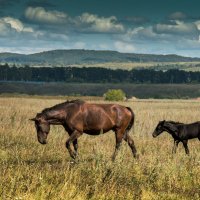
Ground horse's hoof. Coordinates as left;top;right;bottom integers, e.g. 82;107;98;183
134;154;139;159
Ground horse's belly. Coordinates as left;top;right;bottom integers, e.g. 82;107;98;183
84;128;111;135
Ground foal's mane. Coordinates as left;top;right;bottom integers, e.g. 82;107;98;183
41;99;85;114
167;121;184;125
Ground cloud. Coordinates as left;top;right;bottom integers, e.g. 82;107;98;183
121;26;159;42
0;21;14;36
168;12;187;20
153;21;199;39
2;17;24;32
122;21;200;42
76;13;124;33
194;20;200;30
24;7;124;34
73;42;86;49
0;17;34;37
25;7;68;24
114;41;135;53
99;43;109;49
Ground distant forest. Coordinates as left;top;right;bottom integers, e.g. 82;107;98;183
1;64;200;83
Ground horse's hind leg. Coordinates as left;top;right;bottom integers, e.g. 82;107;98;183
112;129;124;161
66;130;82;159
182;140;189;155
124;133;137;158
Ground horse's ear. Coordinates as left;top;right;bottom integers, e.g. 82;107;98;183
159;120;165;125
29;118;36;121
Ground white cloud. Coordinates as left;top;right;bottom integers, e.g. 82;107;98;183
3;17;24;32
114;41;135;53
73;42;86;49
76;13;124;33
25;7;124;34
194;20;200;30
121;26;158;42
0;17;34;36
25;7;68;24
99;43;109;49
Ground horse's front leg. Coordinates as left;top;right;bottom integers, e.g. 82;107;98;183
73;139;78;156
66;130;82;159
182;140;189;155
172;140;180;154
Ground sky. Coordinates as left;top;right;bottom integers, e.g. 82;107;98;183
1;0;200;57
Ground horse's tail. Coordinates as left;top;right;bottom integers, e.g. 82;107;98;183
125;107;135;135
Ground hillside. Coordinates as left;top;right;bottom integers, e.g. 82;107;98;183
0;49;200;66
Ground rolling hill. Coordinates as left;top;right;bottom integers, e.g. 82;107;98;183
0;49;200;66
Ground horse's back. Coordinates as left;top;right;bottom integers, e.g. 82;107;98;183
82;103;132;131
178;122;200;139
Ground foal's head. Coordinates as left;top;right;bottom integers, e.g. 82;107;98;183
152;120;180;138
152;120;166;138
30;113;50;144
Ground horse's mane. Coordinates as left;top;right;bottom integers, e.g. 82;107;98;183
42;99;85;114
166;121;184;125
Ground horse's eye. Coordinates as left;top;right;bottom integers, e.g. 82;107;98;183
35;124;40;131
156;126;160;131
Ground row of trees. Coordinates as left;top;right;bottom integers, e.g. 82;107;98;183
1;64;200;83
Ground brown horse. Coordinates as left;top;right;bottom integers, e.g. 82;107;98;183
30;100;137;160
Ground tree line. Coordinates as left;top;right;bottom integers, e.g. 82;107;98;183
1;64;200;83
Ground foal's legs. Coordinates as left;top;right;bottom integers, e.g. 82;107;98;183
112;129;124;161
182;140;189;155
124;133;137;158
172;140;180;154
73;139;78;154
66;130;82;159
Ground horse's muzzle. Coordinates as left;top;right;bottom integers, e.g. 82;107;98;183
38;140;47;144
152;133;157;138
37;132;48;144
38;136;47;144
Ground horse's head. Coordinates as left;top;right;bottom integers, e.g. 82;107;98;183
152;120;165;138
30;113;50;144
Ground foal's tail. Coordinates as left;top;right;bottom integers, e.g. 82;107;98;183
125;107;135;135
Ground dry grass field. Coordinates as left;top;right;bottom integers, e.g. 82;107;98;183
72;61;200;71
0;97;200;200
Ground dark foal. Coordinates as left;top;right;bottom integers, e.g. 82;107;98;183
152;120;200;154
30;99;137;160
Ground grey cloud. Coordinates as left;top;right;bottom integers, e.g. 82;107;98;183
153;22;199;39
0;21;15;37
168;12;187;20
24;7;125;34
25;7;68;24
74;13;124;34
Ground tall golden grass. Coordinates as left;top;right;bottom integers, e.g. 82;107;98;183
0;97;199;200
